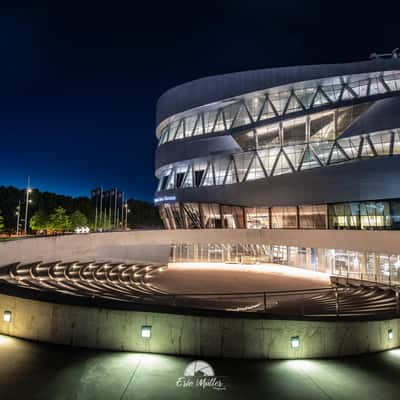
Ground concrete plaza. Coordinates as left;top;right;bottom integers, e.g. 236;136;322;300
1;334;400;400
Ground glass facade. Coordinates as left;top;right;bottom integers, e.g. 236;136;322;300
170;243;400;285
156;128;400;191
159;199;400;231
156;66;400;234
157;71;400;145
328;200;399;230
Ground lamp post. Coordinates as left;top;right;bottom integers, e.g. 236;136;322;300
24;177;32;235
16;200;21;236
124;203;129;229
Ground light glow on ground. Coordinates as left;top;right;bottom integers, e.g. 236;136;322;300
168;262;330;284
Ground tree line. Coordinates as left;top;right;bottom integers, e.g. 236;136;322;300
0;185;162;233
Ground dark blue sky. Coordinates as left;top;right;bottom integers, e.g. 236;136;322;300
0;3;399;201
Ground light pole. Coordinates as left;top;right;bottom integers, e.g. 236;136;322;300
114;188;118;228
99;187;103;231
24;177;32;235
124;203;129;229
16;200;21;236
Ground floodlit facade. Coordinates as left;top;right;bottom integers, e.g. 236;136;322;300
155;58;400;232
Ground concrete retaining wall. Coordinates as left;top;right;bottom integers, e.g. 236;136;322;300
0;293;398;359
2;229;400;265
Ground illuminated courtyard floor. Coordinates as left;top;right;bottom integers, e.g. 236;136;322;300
155;262;331;293
1;335;400;400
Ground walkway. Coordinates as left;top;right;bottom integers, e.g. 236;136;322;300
1;334;400;400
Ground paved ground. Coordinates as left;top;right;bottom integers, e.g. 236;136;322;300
1;334;400;400
155;263;330;293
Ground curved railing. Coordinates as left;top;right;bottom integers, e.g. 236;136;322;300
1;261;398;319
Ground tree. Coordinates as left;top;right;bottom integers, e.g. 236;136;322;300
48;207;71;232
70;210;88;229
29;211;48;232
0;209;4;232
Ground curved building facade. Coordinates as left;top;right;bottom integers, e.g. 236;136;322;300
155;58;400;231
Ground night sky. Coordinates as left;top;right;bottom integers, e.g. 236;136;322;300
0;3;399;201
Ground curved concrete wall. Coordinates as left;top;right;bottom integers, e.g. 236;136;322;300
2;229;400;266
155;134;240;171
0;293;398;359
156;58;400;125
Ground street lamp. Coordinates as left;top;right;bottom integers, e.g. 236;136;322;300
16;201;21;236
24;177;32;235
124;203;129;229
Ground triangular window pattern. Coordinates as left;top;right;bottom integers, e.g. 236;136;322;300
182;165;194;188
203;110;218;133
269;91;290;115
284;93;304;114
159;170;171;191
329;144;348;164
159;126;170;145
232;104;252;128
273;150;293;176
311;142;334;165
169;120;180;141
383;75;400;91
174;120;185;140
340;87;355;101
258;147;280;175
369;131;392;156
185;115;198;138
245;96;264;122
192;115;204;136
300;145;321;171
223;102;241;130
259;97;277;121
322;84;342;102
213;110;226;132
312;88;330;107
284;145;305;171
392;130;400;154
295;88;316;109
166;170;176;189
213;158;230;185
224;160;237;184
338;137;361;159
201;163;215;186
349;80;368;97
234;152;253;182
369;78;387;96
360;137;375;158
245;154;265;181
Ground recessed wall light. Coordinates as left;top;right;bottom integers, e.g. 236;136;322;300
291;336;300;348
141;325;152;338
3;311;12;323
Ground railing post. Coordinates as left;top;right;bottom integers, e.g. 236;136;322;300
396;288;399;315
301;294;305;316
335;287;339;318
263;292;267;312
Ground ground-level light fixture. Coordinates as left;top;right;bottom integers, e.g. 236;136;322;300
291;336;300;348
3;311;12;323
388;328;393;341
141;325;152;338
